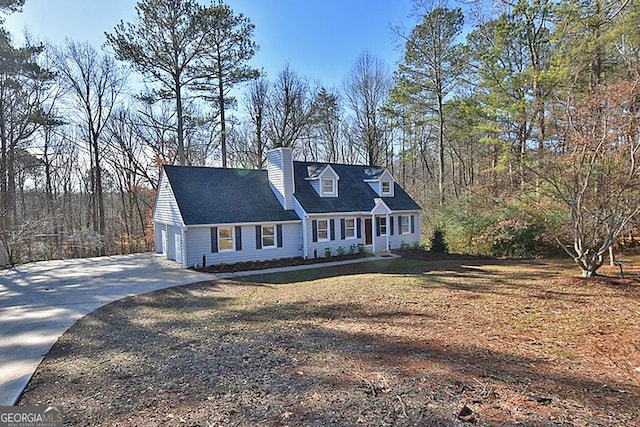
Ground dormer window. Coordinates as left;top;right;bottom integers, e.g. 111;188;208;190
364;168;395;197
381;180;391;195
322;179;334;195
306;164;339;197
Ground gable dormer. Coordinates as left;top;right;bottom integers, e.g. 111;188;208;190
305;164;339;197
364;167;395;197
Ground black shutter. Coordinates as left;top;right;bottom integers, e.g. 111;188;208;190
390;216;394;236
330;219;335;240
312;220;318;242
211;227;218;253
340;219;346;240
277;224;283;247
255;225;262;249
376;217;380;236
235;226;242;250
410;215;415;233
357;218;362;238
398;216;403;235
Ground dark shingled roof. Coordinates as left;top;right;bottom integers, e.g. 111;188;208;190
293;162;422;213
162;165;300;225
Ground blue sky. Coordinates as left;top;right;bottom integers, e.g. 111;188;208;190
4;0;414;88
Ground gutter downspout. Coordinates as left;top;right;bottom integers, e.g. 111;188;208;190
182;226;188;268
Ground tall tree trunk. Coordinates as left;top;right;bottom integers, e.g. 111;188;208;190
437;92;445;206
217;55;227;168
92;132;105;255
175;78;185;165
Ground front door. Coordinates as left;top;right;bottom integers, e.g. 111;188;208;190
364;218;372;245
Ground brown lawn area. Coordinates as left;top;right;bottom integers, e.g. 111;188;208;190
19;257;640;426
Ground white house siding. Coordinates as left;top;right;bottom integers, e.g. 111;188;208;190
387;213;422;249
267;148;295;210
306;215;364;259
184;222;301;268
153;172;185;255
153;174;184;226
304;213;421;258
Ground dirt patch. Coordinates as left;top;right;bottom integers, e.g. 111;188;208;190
19;257;640;426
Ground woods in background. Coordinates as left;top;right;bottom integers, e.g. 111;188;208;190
1;0;638;276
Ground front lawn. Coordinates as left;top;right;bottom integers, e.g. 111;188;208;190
20;258;640;426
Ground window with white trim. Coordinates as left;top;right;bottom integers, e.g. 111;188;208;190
262;225;276;248
381;180;391;194
400;215;410;234
379;217;387;235
317;219;329;241
218;226;234;251
322;179;334;195
345;218;356;239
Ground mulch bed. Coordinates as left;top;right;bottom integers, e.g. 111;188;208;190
193;253;370;274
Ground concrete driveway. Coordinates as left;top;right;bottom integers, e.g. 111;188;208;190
0;253;208;405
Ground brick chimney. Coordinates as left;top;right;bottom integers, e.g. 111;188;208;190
267;147;295;210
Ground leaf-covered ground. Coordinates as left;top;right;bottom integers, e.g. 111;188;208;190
19;258;640;426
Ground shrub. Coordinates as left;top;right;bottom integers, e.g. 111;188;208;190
487;219;544;258
349;244;357;255
429;193;562;258
324;247;332;258
429;228;449;253
337;246;346;257
357;243;366;254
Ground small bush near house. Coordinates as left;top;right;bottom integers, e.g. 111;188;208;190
349;244;357;255
357;243;366;254
337;246;346;257
324;247;332;258
429;228;449;253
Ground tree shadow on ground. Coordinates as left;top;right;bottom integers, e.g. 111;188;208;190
19;272;640;426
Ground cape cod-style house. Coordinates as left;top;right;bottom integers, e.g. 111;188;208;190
153;147;422;268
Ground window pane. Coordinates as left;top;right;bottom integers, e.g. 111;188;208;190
262;226;275;247
380;217;387;235
345;218;355;238
219;227;233;250
401;216;410;234
323;179;333;193
317;220;328;240
263;236;275;247
382;181;390;193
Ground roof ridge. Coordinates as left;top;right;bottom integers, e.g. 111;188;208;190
293;160;382;168
163;164;263;173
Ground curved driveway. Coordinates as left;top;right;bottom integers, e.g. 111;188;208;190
0;253;208;405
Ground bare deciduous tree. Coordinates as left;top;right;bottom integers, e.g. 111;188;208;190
532;80;640;277
344;51;391;166
54;41;125;253
265;64;315;149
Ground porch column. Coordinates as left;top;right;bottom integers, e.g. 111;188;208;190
302;216;308;259
371;213;376;253
385;213;389;251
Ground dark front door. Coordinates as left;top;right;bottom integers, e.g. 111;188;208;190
364;218;372;245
